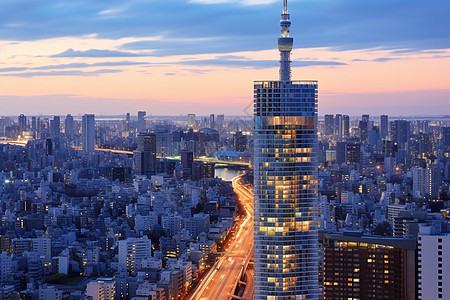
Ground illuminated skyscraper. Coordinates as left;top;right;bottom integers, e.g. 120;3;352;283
254;1;319;299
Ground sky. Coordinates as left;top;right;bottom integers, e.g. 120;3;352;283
0;0;449;116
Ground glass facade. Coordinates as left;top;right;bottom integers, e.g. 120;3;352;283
253;80;319;300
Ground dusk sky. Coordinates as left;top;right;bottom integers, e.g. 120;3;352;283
0;0;449;116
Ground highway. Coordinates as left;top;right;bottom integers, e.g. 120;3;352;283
189;175;254;300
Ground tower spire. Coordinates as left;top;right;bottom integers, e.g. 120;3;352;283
278;0;293;81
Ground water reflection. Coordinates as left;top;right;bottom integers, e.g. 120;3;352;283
214;168;245;182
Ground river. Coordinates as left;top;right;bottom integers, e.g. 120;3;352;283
214;168;246;182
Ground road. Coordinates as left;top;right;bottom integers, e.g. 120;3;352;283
189;175;254;300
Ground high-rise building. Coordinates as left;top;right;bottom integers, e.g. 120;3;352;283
254;1;319;298
358;120;368;141
346;143;361;164
390;120;410;149
209;114;215;129
425;163;440;199
216;114;225;130
50;116;60;139
82;114;95;153
323;233;417;300
64;114;74;141
381;114;388;139
133;133;157;177
233;131;247;152
442;126;450;150
31;117;37;139
418;227;450;299
324;114;334;135
18;114;27;137
187;114;196;128
334;114;342;137
362;114;369;122
342;115;350;138
138;111;146;133
86;278;116;300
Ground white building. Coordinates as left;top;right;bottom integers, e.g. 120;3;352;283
118;237;152;273
418;226;450;299
86;278;116;300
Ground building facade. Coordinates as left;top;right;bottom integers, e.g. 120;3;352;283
323;233;417;300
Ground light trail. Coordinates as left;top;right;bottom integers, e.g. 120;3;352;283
189;175;254;300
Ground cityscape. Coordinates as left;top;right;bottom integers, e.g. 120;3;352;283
1;0;449;300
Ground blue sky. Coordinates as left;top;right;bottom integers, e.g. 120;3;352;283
0;0;449;115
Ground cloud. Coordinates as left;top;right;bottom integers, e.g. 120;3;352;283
175;59;346;68
1;0;448;55
0;69;122;77
0;62;151;75
51;48;147;57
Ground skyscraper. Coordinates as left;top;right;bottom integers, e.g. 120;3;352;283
254;1;319;298
82;114;95;153
324;114;334;135
380;114;388;139
133;133;157;177
18;114;27;137
138;111;146;133
209;113;215;129
187;114;196;128
65;114;74;141
50;116;60;139
342;114;350;138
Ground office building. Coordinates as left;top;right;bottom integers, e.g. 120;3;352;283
138;111;146;133
425;163;440;199
358;120;368;141
233;131;247;152
390;120;410;149
381;114;388;139
18;114;27;137
209;114;215;129
324;114;334;135
64;114;74;141
346;143;361;164
342;115;349;138
187;114;196;127
254;1;319;298
82;114;95;153
323;232;416;300
50;116;60;139
334;114;342;137
362;114;369;122
133;133;157;177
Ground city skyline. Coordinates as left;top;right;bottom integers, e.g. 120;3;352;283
1;0;449;116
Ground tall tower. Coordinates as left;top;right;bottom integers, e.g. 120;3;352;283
82;114;95;153
254;1;319;299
